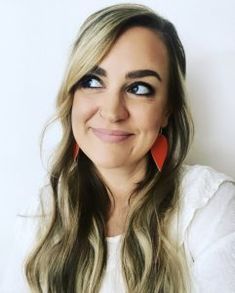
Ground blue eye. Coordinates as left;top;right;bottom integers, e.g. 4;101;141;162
128;82;155;96
78;74;103;89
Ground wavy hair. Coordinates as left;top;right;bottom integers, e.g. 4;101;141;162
25;3;194;292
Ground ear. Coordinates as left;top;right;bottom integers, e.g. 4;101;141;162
161;108;170;128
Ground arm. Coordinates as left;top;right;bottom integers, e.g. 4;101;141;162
186;181;235;293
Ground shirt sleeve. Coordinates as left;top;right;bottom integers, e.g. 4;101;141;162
186;181;235;293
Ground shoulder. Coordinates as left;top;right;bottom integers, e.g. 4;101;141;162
178;164;235;255
179;164;234;213
179;165;235;291
0;184;52;291
15;183;53;250
169;164;235;246
180;164;234;196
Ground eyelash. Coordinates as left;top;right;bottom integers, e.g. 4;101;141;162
76;74;156;97
78;74;103;89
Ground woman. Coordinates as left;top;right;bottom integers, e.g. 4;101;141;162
2;3;234;293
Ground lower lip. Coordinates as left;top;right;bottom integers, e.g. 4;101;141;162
92;129;133;143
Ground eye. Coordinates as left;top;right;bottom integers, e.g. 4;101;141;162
127;82;155;97
77;74;103;89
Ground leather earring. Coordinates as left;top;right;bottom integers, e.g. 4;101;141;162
150;132;168;172
73;143;79;161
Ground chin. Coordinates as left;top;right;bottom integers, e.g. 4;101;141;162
90;157;127;169
81;145;133;169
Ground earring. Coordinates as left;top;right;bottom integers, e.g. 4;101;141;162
73;143;79;162
150;131;168;172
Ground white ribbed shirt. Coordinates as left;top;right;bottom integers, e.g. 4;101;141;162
1;165;235;292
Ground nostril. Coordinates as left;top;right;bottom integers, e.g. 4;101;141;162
98;106;129;122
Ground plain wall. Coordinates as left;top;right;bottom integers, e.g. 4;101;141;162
0;0;234;283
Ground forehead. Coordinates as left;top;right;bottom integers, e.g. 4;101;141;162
99;26;169;81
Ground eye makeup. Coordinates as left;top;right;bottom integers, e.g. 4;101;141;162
77;74;103;89
127;81;155;97
74;74;156;97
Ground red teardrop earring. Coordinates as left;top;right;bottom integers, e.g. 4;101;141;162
73;143;79;162
150;131;168;172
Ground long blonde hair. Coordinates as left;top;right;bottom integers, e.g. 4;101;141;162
25;3;193;292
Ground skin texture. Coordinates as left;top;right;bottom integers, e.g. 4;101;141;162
71;27;169;224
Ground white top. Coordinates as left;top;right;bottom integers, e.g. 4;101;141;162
1;165;235;293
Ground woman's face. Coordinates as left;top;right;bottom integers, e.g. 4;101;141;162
71;26;169;170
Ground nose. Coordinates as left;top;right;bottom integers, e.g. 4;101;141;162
99;91;129;122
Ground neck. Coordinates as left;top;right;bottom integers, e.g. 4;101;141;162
95;158;147;209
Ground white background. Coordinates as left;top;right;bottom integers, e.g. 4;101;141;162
0;0;235;283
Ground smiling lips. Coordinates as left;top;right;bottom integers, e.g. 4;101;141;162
91;128;133;143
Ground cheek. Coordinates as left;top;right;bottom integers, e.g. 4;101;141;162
134;106;164;133
71;95;98;129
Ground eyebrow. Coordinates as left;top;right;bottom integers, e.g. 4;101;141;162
89;66;162;82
